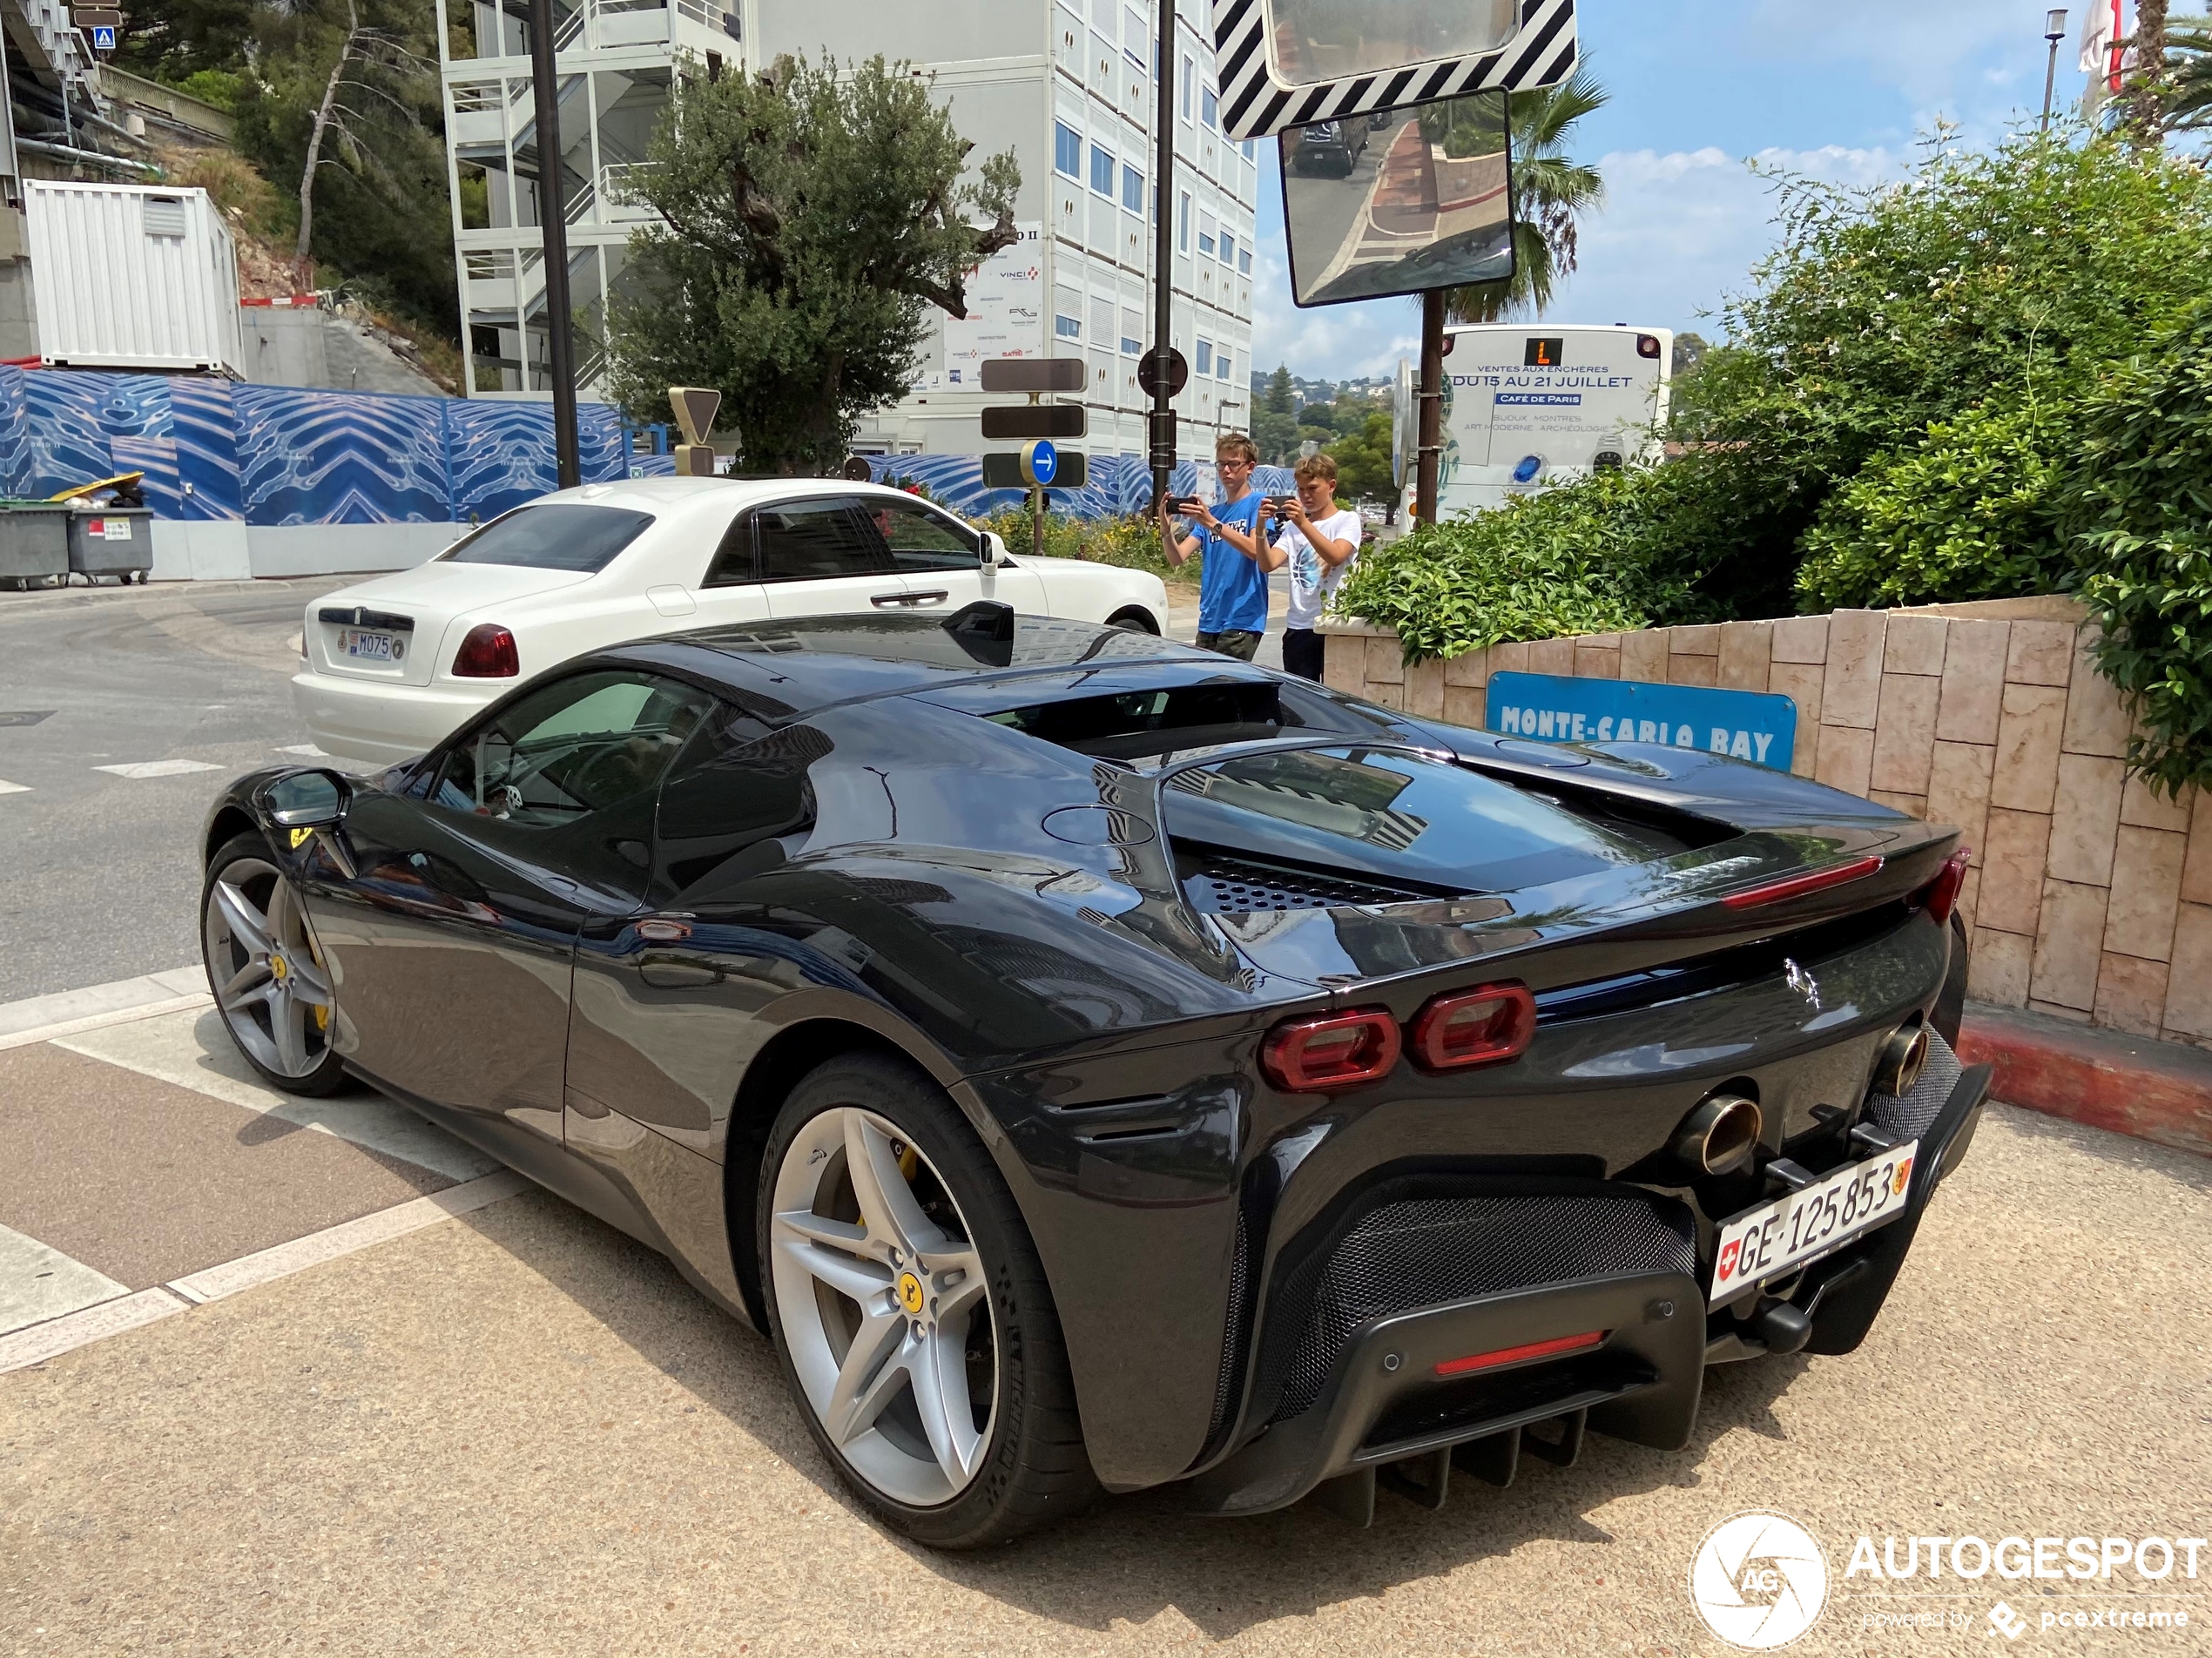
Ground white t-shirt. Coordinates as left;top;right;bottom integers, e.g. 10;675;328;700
1274;509;1366;630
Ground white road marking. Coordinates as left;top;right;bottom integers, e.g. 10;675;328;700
273;744;324;756
56;1008;500;1183
0;1222;131;1337
0;778;28;796
0;1287;186;1374
0;966;208;1048
92;759;222;779
168;1171;526;1304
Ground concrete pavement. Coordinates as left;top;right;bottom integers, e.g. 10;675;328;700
0;980;2205;1655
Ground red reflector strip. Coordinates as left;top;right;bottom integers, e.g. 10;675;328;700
1720;854;1885;910
1433;1329;1606;1378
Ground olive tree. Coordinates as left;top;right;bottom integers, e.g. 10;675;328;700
604;54;1020;474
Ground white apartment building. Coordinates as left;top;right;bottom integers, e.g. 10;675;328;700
434;0;1257;465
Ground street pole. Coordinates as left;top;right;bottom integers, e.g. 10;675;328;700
2043;10;2069;131
1149;0;1176;511
529;0;582;489
1414;288;1446;524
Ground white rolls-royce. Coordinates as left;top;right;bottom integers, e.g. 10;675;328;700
293;478;1170;765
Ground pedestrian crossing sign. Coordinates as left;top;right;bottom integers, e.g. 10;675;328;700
90;24;116;50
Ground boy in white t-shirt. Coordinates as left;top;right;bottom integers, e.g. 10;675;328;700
1257;453;1365;680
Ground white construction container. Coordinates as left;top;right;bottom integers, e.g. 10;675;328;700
24;180;246;376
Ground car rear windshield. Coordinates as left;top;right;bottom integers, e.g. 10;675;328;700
1163;745;1680;894
442;504;654;572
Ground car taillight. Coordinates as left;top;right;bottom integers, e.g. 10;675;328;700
452;623;519;677
1720;854;1885;910
1409;981;1535;1071
1262;1009;1400;1093
1637;333;1662;359
1917;846;1973;925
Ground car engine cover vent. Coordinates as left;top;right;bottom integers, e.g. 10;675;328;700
1182;854;1430;913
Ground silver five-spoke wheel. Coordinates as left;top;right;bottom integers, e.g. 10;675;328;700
769;1105;996;1507
202;854;335;1082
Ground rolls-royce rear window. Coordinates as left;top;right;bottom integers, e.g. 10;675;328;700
442;505;655;572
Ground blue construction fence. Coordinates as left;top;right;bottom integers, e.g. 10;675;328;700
0;367;673;525
0;365;1289;526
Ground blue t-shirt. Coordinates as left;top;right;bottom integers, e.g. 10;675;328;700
1196;493;1269;635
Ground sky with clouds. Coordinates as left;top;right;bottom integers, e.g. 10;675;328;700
1249;0;2106;379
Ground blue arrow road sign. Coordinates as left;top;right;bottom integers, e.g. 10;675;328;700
91;24;116;48
1023;439;1058;487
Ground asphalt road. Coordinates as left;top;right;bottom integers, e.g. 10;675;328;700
0;578;369;1002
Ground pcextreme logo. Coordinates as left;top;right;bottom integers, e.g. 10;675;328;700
1689;1510;1831;1649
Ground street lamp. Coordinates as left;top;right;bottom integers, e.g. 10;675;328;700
2043;9;2069;131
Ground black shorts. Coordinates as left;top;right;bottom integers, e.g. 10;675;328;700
1196;629;1262;662
1281;628;1325;681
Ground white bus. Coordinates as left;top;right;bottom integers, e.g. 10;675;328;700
1396;324;1674;519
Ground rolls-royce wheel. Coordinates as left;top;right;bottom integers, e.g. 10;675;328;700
759;1053;1096;1547
200;833;347;1095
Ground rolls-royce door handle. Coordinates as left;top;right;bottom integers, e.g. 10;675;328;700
868;592;909;608
868;590;950;608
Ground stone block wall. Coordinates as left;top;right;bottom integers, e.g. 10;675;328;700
1321;598;2212;1048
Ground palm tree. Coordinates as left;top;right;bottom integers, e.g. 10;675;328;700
2163;14;2212;131
1442;67;1608;323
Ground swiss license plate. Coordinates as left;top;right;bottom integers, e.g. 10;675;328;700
1709;1140;1919;1307
341;628;401;663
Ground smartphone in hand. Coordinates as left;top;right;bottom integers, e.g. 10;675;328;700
1163;495;1204;515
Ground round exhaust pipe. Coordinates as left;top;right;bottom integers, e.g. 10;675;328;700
1871;1021;1932;1098
1671;1093;1764;1176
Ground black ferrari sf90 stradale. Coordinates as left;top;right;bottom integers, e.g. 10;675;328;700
199;606;1986;1547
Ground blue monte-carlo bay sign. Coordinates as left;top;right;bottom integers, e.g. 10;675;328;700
1485;671;1799;772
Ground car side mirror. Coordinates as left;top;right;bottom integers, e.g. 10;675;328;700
981;530;1008;565
262;768;352;829
259;769;359;877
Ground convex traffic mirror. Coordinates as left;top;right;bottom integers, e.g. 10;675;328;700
1279;91;1515;307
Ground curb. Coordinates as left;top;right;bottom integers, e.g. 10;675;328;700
1957;1001;2212;1160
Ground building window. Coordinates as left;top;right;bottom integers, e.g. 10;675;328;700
1056;312;1082;340
1238;246;1251;275
1121;332;1143;356
1122;163;1143;213
1055;283;1083;342
1177;192;1190;253
1198;227;1215;258
1180;55;1193;120
1089;143;1115;197
1195;340;1212;375
1055;122;1082;179
1123;5;1144;68
1217;350;1231;381
1218;231;1235;266
1242;138;1256;161
1202;87;1217;129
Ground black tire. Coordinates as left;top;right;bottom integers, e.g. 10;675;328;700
200;832;351;1097
758;1052;1097;1547
1105;606;1159;635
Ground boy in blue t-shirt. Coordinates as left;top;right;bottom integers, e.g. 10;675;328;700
1156;432;1270;659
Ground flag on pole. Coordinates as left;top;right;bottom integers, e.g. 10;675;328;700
2080;0;2132;91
